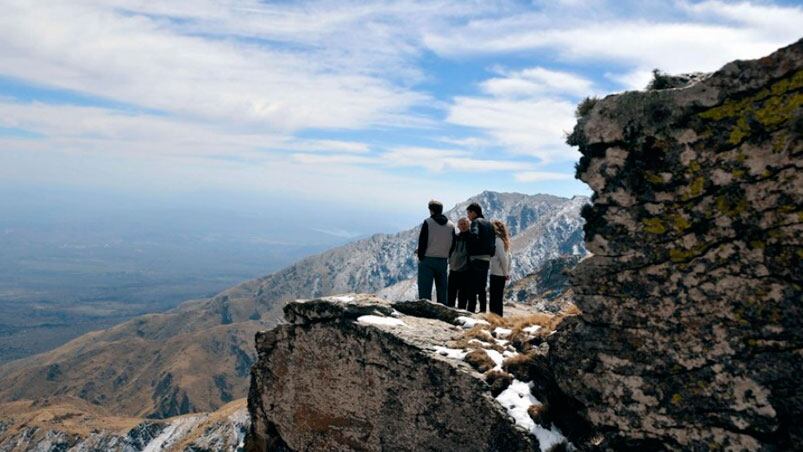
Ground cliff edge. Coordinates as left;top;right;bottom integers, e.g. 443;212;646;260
550;39;802;450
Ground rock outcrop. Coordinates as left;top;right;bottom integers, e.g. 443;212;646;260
247;295;574;452
550;39;802;449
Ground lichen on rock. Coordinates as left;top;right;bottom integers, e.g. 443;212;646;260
551;39;802;450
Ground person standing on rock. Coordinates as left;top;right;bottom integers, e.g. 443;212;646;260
448;217;471;309
465;203;495;313
417;200;454;305
489;220;512;316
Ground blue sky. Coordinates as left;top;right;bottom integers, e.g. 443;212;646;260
0;0;801;224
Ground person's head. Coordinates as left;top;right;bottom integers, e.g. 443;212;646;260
457;217;470;232
428;200;444;216
466;202;483;220
492;220;510;252
427;199;443;215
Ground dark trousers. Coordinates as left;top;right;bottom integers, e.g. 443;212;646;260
489;275;506;316
418;256;448;305
466;259;489;313
448;270;469;309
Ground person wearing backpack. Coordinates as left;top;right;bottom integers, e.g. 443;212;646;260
464;202;495;313
417;200;454;305
448;217;471;309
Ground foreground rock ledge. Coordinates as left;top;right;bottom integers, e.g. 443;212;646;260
246;295;541;451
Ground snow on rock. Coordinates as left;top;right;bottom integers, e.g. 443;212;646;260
523;325;542;334
496;380;568;452
455;316;490;329
357;315;406;327
468;339;493;347
433;346;468;360
493;327;512;338
485;349;505;370
327;295;356;302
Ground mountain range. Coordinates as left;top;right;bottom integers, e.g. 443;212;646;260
0;191;587;419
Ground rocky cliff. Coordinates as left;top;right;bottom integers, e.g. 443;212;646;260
549;39;802;449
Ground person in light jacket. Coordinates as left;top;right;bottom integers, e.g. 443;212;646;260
417;200;454;304
489;220;512;316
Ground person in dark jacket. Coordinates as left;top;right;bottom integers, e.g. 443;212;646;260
417;200;454;304
448;217;470;309
465;202;495;313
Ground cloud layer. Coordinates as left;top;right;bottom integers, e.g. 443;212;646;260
0;0;800;208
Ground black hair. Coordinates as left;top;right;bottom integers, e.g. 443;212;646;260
428;200;444;215
466;202;483;218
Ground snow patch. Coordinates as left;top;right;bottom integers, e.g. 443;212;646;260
468;339;492;347
433;346;468;360
485;349;505;370
494;327;512;338
328;295;355;302
523;325;542;334
143;415;203;452
357;315;406;327
496;380;568;452
455;316;490;329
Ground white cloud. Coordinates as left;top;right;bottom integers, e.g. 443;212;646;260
482;67;594;98
424;1;802;90
382;147;532;172
447;96;579;162
0;0;439;131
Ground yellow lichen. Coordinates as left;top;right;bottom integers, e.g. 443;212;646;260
698;69;803;145
644;171;664;185
672;214;691;232
687;176;705;198
642;218;666;234
671;393;683;406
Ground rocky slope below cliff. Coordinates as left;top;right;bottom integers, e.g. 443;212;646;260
549;39;802;449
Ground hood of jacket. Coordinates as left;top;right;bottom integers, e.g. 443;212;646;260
431;214;449;225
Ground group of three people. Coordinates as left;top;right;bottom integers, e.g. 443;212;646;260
416;200;512;316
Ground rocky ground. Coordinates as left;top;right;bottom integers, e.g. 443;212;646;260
247;295;583;452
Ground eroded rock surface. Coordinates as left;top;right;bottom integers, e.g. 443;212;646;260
247;295;552;452
550;39;802;449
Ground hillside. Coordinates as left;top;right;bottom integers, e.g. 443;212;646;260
0;191;586;419
0;397;248;450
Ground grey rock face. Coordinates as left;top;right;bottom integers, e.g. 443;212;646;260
247;295;539;451
550;39;803;450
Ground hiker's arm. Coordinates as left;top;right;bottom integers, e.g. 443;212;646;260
417;221;428;260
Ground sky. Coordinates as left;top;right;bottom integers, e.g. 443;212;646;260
0;0;801;229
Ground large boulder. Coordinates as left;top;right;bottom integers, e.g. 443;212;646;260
247;295;553;451
550;39;802;449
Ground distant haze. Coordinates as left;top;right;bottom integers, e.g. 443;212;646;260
0;185;421;363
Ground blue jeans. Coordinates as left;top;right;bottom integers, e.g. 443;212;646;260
418;256;448;305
